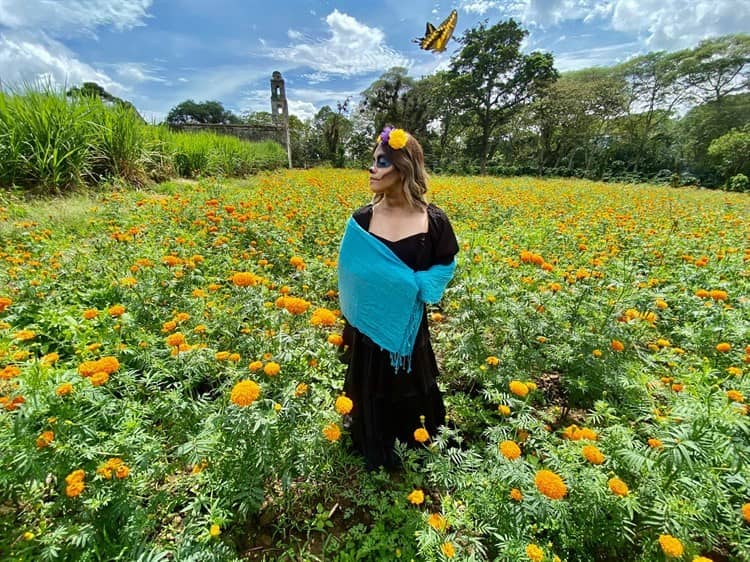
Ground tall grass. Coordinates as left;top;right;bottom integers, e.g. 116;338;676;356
0;86;287;194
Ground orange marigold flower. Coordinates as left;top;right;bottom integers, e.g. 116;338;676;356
510;488;523;502
289;256;306;270
0;297;12;312
98;356;120;374
215;351;230;361
230;379;261;407
41;352;59;365
659;535;684;558
327;333;344;346
407;489;424;505
727;390;744;403
526;544;544;562
295;383;309;397
56;382;73;396
509;380;529;397
108;304;125;317
742;502;750;523
165;333;186;347
709;289;728;301
608;477;629;496
36;430;54;448
323;422;341;442
231;272;262;287
248;360;263;372
414;427;430;443
65;469;85;497
716;342;731;353
535;469;567;500
655;298;668;309
582;444;605;464
611;339;625;352
283;296;311;315
1;365;21;380
648;438;663;449
428;513;447;532
310;308;337;327
264;362;281;376
500;440;521;460
440;542;455;558
486;355;500;366
91;371;109;386
335;395;353;415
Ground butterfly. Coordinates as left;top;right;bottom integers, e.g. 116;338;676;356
414;9;458;53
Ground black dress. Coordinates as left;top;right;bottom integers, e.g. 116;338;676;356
340;203;459;470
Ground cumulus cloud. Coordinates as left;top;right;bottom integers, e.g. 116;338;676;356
265;10;409;76
287;99;317;121
113;62;167;84
0;30;124;93
0;0;153;36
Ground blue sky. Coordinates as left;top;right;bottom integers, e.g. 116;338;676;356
0;0;746;122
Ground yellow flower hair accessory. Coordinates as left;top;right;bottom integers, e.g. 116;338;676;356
379;126;409;150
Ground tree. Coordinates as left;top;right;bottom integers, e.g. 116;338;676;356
680;34;750;104
707;125;750;180
448;19;557;174
311;101;352;167
166;100;241;125
360;67;415;133
67;81;144;121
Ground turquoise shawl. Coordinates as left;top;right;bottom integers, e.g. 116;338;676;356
338;216;456;373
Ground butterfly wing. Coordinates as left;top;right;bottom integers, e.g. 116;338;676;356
431;10;457;53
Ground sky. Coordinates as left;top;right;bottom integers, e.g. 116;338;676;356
0;0;747;123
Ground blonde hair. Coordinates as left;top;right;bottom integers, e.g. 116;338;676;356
372;128;428;208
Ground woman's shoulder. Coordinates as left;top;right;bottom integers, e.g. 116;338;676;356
426;203;451;224
351;203;373;229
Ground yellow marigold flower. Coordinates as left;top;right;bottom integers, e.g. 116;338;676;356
108;304;125;317
209;524;221;538
414;427;430;443
328;333;344;346
427;513;447;532
693;556;713;562
215;351;230;361
655;298;668;309
335;395;353;415
264;362;281;376
231;272;262;287
510;488;523;502
407;489;424;505
500;440;521;460
36;430;54;448
592;349;602;357
498;404;511;416
695;289;709;298
486;355;500;366
526;381;538;391
229;353;240;362
656;338;671;347
611;339;624;352
56;382;73;397
726;367;742;376
165;333;186;347
648;438;663;449
659;534;684;558
430;311;444;322
22;531;34;540
608;477;629;496
295;383;309;397
440;542;455;558
311;308;337;327
91;371;109;386
716;342;731;353
289;256;306;270
526;544;544;562
14;329;36;341
727;390;744;403
534;469;567;500
582;444;605;465
509;380;529;397
248;360;263;371
388;128;408;150
742;502;750;523
230;379;261;407
41;352;59;365
323;422;341;442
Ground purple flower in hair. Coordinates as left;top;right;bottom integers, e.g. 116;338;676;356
379;126;394;144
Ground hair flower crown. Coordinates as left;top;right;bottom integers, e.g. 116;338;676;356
379;127;409;150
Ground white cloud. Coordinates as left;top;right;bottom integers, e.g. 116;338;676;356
553;41;641;71
113;62;166;84
303;71;331;84
287;29;303;40
0;30;124;94
0;0;153;35
264;10;409;76
287;99;317;121
461;1;502;14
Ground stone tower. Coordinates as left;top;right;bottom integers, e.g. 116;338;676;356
270;71;291;167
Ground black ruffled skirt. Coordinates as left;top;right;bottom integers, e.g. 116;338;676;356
341;312;446;470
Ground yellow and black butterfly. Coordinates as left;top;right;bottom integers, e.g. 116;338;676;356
414;9;458;53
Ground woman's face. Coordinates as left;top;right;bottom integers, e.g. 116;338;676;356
368;144;401;195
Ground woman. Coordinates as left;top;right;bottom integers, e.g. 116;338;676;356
337;126;459;470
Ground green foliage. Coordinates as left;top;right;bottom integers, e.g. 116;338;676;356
166;99;241;125
707;126;750;181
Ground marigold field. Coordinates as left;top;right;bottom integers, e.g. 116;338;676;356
1;170;749;562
